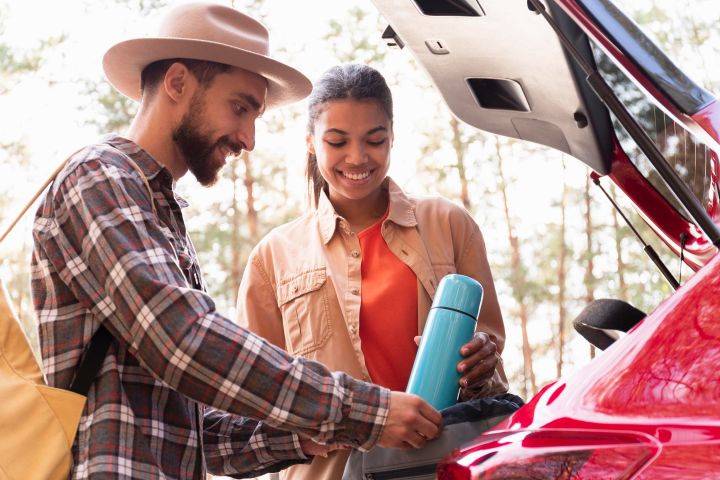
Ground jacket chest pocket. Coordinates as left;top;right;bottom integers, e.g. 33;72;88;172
276;268;332;355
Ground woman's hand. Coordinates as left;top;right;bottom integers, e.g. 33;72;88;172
457;332;498;388
414;331;497;391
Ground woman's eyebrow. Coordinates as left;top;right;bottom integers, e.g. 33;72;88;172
324;128;348;135
323;126;388;135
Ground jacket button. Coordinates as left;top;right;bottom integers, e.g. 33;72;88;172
351;250;360;258
351;288;360;295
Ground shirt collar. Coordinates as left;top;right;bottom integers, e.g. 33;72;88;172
102;134;189;208
385;177;418;228
102;134;170;184
317;188;343;244
316;176;417;244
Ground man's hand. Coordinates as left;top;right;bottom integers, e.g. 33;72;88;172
377;392;442;449
413;332;498;390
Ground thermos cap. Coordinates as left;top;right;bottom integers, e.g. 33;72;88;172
432;274;484;318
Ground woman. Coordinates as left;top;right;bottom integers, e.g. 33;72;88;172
235;64;508;480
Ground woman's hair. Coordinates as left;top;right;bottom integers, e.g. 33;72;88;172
305;63;394;206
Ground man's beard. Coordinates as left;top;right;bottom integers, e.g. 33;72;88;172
172;93;242;187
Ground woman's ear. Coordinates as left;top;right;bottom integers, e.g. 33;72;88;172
306;133;316;155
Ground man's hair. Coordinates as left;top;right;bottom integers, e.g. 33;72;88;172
140;58;233;98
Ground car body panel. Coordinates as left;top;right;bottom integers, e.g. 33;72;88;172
439;243;720;479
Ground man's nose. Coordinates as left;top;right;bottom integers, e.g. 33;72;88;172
234;121;255;152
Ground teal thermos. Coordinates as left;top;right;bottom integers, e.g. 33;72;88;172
406;274;483;410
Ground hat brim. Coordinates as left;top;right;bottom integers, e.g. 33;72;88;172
103;38;312;109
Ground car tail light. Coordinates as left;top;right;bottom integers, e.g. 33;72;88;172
437;429;659;480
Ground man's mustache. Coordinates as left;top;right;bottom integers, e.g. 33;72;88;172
216;137;244;155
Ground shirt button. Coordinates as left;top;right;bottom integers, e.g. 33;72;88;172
351;250;360;258
350;325;357;334
351;288;360;295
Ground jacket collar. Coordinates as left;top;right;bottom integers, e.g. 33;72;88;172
317;177;418;244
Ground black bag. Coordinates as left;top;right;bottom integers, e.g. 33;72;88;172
342;394;524;480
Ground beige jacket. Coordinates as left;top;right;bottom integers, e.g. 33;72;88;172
236;178;508;480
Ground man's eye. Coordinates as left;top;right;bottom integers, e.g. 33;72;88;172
233;103;247;115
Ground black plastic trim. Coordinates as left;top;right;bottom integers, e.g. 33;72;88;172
413;0;484;17
575;0;715;115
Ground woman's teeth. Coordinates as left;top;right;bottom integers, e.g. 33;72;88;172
341;171;370;180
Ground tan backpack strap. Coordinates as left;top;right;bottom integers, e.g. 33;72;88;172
123;156;157;217
0;148;157;246
0;158;70;245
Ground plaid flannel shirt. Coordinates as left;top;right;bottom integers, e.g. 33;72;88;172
30;135;389;479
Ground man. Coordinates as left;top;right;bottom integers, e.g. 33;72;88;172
30;3;441;479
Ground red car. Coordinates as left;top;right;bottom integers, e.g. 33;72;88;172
369;0;720;478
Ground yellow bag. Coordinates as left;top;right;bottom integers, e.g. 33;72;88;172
0;157;86;480
0;152;152;479
0;279;87;480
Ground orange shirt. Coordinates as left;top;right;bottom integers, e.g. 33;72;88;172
357;211;419;391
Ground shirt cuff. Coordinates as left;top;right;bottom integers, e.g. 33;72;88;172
354;385;391;452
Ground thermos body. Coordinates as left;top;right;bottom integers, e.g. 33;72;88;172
406;274;483;410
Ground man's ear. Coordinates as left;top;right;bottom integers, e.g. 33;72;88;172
163;62;192;102
306;133;316;155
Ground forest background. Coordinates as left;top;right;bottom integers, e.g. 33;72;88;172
1;0;719;409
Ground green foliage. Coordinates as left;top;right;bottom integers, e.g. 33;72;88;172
82;80;137;133
0;5;65;94
0;6;65;351
106;0;168;15
324;7;388;64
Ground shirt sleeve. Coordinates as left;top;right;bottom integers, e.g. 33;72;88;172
202;407;311;477
454;210;510;399
42;157;390;452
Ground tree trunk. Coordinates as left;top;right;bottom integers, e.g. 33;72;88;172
611;185;628;302
556;157;568;378
584;173;596;360
242;151;258;240
450;117;471;210
682;0;714;89
495;137;536;395
229;155;242;302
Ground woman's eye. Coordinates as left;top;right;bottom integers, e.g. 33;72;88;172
368;138;387;146
326;140;346;147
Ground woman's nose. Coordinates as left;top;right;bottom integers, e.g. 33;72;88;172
346;144;368;165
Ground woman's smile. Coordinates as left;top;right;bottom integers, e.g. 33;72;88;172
337;168;374;182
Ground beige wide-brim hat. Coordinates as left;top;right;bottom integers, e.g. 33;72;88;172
103;2;312;109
